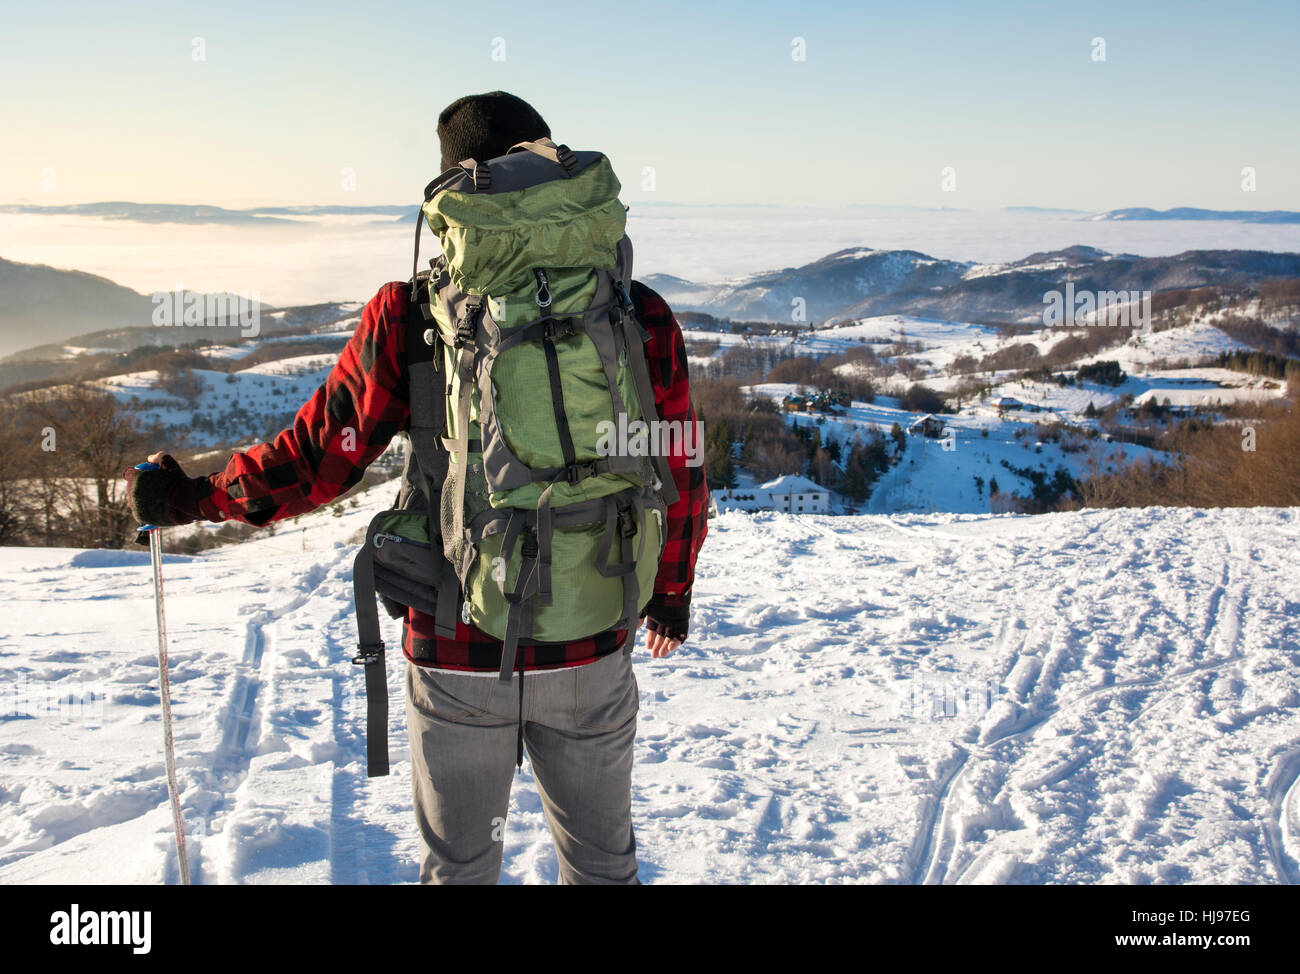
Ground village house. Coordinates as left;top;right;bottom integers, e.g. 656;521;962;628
906;414;947;438
711;474;832;515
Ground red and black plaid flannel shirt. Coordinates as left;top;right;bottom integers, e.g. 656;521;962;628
195;280;708;673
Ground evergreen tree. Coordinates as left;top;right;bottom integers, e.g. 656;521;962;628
890;421;906;456
704;418;737;488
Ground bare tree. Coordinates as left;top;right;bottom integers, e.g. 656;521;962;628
25;385;160;547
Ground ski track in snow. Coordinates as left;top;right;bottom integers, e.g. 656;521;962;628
0;498;1297;884
194;551;351;885
1264;747;1300;886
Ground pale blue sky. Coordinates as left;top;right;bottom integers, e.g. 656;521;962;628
2;0;1298;210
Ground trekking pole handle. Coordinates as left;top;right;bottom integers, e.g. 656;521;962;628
134;462;162;543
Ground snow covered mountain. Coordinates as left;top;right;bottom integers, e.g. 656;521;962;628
649;247;1300;326
1;488;1296;883
644;247;972;323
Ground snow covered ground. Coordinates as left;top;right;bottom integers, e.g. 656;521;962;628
1;488;1296;884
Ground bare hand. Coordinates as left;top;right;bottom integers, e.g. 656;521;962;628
640;616;682;658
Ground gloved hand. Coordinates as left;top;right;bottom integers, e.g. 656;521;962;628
639;594;690;658
123;453;205;527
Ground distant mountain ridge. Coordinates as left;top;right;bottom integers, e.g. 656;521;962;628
0;257;157;357
1093;207;1300;224
647;246;1300;325
6;243;1299;371
643;248;974;324
0;256;317;365
0;201;412;226
9;200;1300;226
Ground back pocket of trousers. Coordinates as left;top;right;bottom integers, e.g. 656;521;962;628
573;653;638;732
408;665;496;723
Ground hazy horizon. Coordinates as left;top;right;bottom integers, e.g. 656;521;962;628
5;205;1300;310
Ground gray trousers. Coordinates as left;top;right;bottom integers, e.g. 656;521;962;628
405;646;641;884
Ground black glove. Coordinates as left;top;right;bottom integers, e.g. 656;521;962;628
640;594;690;644
123;454;205;527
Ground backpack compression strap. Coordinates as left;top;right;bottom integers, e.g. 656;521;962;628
441;295;485;573
505;138;581;176
351;538;389;777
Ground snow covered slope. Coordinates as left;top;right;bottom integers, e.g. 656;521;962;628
740;382;1149;515
1;493;1297;884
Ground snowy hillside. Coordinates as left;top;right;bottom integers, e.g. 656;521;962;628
683;308;1291;514
1;489;1296;884
90;349;344;447
660;245;1300;326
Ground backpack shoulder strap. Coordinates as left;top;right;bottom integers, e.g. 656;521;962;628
403;267;448;490
612;240;680;507
402;265;463;639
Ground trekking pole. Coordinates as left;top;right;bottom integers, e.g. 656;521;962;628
134;462;192;886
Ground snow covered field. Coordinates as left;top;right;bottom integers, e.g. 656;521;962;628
1;488;1296;884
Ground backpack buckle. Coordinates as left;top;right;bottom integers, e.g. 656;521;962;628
543;316;576;341
555;144;580;177
565;462;596;485
612;281;633;313
454;299;482;348
352;641;384;665
617;506;637;538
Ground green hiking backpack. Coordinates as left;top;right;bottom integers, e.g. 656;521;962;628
351;138;679;776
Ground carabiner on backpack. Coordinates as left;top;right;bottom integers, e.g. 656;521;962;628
534;268;552;310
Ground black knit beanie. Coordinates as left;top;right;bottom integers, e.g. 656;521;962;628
437;91;551;170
